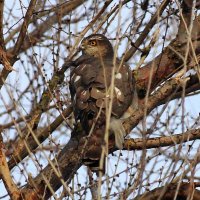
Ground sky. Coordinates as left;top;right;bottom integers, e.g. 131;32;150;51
0;0;200;199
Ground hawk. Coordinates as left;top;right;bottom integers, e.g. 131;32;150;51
69;34;135;172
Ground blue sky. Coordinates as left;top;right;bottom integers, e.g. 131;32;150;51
0;0;200;199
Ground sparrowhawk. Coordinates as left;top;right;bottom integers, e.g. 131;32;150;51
69;34;135;172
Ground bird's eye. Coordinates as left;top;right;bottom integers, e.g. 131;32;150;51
89;40;97;46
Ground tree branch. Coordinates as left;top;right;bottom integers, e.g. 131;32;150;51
6;0;116;170
0;140;21;199
0;0;37;90
134;10;200;96
7;0;84;55
123;129;200;150
8;106;73;170
19;74;188;198
5;2;200;198
133;182;200;200
124;0;171;61
12;0;37;56
0;0;5;48
21;131;84;199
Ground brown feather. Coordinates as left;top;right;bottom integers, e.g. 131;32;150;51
69;34;135;173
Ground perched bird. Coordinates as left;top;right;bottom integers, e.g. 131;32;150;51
69;34;135;172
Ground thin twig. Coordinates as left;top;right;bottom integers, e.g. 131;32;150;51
0;0;5;48
8;106;73;170
124;0;170;61
12;0;37;56
7;0;83;54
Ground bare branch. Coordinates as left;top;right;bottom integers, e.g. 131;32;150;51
7;0;84;54
133;182;200;200
0;47;13;72
1;0;200;198
134;16;200;95
8;106;73;170
12;0;38;56
20;75;188;198
0;0;5;48
123;78;182;134
66;0;114;60
0;0;37;90
0;140;21;199
21;132;83;199
124;0;171;61
123;128;200;150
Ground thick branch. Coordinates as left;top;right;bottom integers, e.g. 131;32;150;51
0;140;21;199
8;106;73;170
12;0;37;56
10;3;200;198
0;0;37;89
6;61;74;169
123;129;200;150
158;74;200;106
135;13;200;96
7;0;115;171
123;79;180;134
20;74;187;198
133;182;200;200
21;131;84;199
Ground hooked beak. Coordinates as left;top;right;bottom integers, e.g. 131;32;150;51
80;43;86;50
80;40;87;50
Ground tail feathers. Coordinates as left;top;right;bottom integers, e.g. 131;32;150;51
83;158;105;174
110;117;126;149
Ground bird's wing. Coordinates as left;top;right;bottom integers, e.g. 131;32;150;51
69;58;134;171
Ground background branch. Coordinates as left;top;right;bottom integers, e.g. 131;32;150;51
0;0;199;199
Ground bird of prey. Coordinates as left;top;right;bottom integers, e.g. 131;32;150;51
69;34;135;172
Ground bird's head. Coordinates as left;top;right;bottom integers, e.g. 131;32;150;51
80;34;114;58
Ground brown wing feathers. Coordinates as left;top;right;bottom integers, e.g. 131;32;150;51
69;34;134;172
